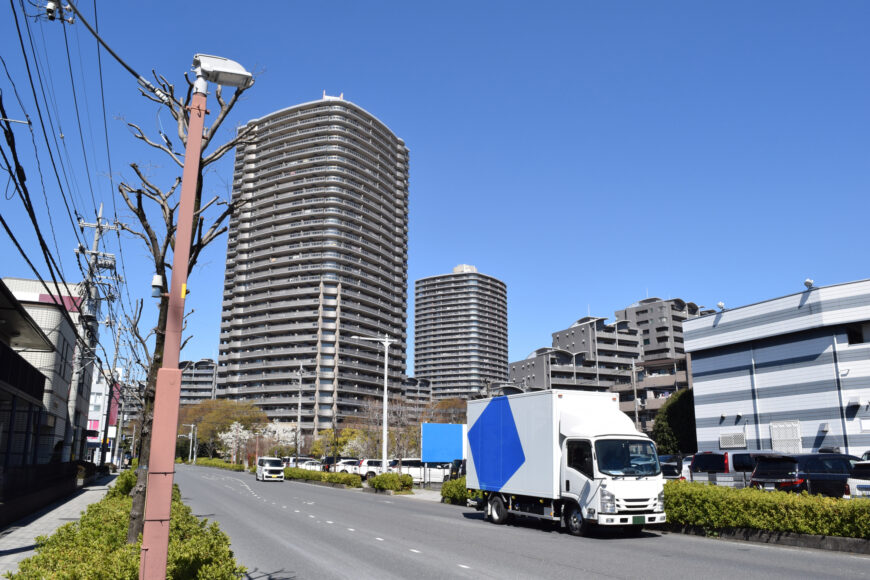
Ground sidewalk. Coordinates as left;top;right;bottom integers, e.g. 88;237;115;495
0;476;116;576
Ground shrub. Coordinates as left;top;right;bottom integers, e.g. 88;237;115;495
283;468;361;488
664;480;870;538
369;472;412;492
194;458;245;472
107;468;138;499
440;477;468;504
10;485;245;579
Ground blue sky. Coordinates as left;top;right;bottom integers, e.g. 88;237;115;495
1;1;868;371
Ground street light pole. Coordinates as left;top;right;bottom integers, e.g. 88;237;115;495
296;364;303;467
139;54;251;580
351;334;397;472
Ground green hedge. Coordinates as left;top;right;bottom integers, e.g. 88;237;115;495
440;477;467;504
665;480;870;538
194;458;246;472
368;472;413;492
10;484;245;579
283;467;362;488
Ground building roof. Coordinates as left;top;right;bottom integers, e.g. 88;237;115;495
0;279;54;350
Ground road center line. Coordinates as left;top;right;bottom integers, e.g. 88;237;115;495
409;549;421;554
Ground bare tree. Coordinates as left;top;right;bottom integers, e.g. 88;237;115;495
118;70;254;543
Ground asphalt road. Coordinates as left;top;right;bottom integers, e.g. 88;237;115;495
175;464;869;580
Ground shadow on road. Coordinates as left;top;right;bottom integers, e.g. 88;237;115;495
243;567;296;579
461;511;661;540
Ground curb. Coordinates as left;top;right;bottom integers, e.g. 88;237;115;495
362;488;394;495
662;524;870;555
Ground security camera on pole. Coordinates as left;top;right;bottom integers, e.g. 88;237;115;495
139;54;252;580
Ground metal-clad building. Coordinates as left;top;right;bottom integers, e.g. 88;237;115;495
415;265;508;400
684;279;870;456
217;95;409;434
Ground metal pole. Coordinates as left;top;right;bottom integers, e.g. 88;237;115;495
381;337;389;473
139;80;208;580
296;365;302;466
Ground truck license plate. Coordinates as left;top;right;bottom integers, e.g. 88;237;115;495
632;516;645;525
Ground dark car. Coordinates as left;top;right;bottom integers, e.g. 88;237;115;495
447;459;466;481
749;453;860;498
689;451;777;474
660;462;681;480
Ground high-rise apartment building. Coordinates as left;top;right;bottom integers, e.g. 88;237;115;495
217;95;409;434
415;265;508;400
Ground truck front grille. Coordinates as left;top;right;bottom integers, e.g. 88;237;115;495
616;497;656;512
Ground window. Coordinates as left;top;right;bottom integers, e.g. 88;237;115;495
566;440;593;478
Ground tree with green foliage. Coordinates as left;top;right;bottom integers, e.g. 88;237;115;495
177;400;268;458
651;388;697;455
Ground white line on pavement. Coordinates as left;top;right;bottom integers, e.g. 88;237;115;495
409;549;421;554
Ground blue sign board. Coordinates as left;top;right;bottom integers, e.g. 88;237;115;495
421;423;465;463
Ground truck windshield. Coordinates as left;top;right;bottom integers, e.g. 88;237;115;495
595;440;660;476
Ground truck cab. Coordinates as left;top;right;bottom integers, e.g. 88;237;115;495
561;436;665;534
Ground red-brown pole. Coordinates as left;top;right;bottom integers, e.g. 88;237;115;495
139;86;208;579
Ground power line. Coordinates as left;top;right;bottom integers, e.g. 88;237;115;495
10;0;86;249
61;21;98;211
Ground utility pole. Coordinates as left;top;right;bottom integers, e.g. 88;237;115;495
75;204;119;462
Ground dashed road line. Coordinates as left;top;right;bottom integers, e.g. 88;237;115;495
347;528;355;532
458;564;470;569
409;549;421;554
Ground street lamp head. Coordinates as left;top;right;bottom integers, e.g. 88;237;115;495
193;54;253;88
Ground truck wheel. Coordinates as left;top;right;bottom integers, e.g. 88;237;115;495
564;505;589;536
489;496;508;525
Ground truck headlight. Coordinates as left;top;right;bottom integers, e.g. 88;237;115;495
655;491;664;512
600;489;617;514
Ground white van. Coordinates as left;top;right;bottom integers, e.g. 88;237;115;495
388;458;450;484
256;456;285;481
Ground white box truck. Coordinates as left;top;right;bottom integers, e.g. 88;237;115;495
466;390;666;536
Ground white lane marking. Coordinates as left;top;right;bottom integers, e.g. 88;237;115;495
294;510;300;513
309;515;315;518
347;528;355;532
458;565;470;569
375;537;384;541
409;549;421;554
282;506;287;509
326;521;334;524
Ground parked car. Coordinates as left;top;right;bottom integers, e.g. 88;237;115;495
357;458;386;480
446;459;466;481
255;457;285;482
321;456;358;472
335;459;359;473
688;451;778;483
660;462;682;480
846;460;870;499
300;460;322;471
862;451;870;461
388;458;450;483
749;453;860;497
284;456;314;468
